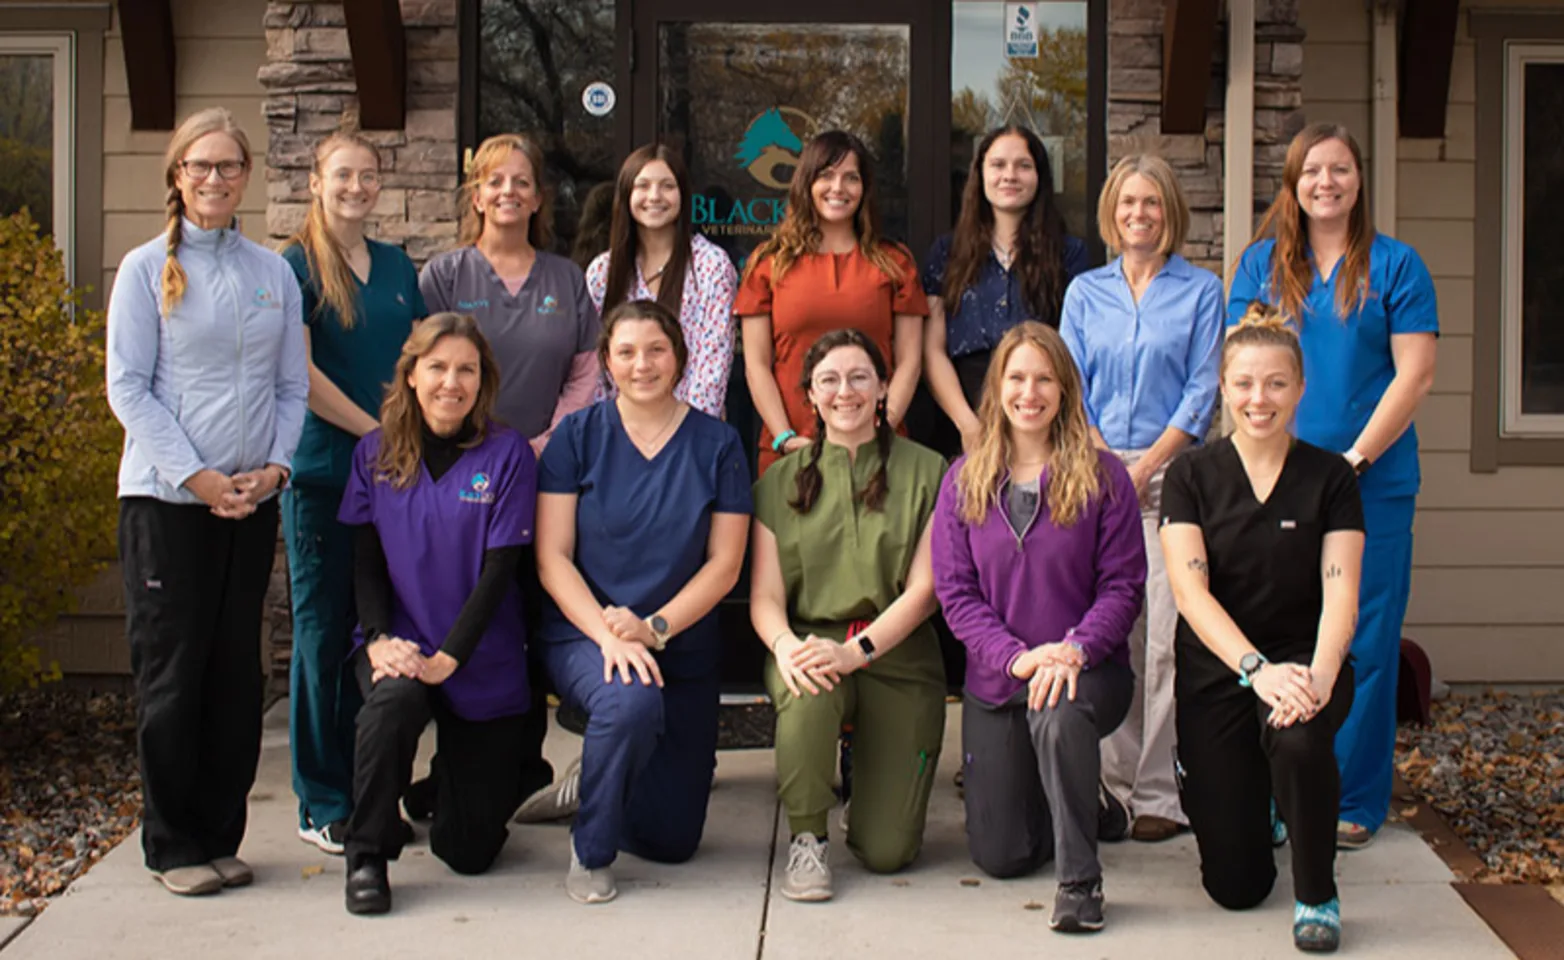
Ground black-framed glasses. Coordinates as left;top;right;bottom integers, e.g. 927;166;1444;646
180;159;248;181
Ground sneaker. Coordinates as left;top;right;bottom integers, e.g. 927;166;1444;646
838;800;851;836
566;840;617;904
1050;876;1105;933
152;863;224;897
1097;781;1130;842
1294;897;1342;952
403;776;436;822
298;819;347;855
778;833;833;902
514;756;582;823
1335;820;1373;850
1271;799;1289;848
209;856;253;888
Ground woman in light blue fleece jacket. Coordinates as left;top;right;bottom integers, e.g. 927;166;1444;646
105;107;309;898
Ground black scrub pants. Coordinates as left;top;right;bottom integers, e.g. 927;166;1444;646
1176;657;1355;908
346;651;530;876
119;496;278;872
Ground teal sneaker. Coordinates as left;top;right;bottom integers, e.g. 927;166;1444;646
1271;798;1289;847
1293;898;1341;953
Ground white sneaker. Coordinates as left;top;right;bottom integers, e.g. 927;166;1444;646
778;833;833;902
566;840;617;904
514;757;582;823
298;820;346;855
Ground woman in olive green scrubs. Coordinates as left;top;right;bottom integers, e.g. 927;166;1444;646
749;328;947;903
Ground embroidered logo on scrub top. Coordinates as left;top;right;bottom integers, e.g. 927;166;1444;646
1280;520;1297;529
457;299;490;310
459;472;494;505
253;288;277;308
538;295;559;315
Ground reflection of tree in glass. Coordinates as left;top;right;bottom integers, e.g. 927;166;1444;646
0;57;53;232
477;0;616;253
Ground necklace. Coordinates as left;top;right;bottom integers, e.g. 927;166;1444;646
620;399;682;454
643;259;669;282
994;243;1016;269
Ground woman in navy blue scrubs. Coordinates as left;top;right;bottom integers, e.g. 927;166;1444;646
535;300;752;904
1228;123;1438;850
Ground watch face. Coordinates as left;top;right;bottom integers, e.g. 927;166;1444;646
651;615;669;635
1240;653;1261;674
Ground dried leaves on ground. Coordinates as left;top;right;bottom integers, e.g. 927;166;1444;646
1395;689;1564;885
0;690;140;916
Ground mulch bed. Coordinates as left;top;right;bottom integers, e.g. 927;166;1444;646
1395;689;1564;886
0;689;141;917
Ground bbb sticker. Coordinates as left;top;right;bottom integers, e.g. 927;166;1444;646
582;81;615;117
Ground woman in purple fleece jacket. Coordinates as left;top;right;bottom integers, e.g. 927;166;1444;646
931;321;1146;935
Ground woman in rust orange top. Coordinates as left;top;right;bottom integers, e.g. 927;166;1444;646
736;130;927;472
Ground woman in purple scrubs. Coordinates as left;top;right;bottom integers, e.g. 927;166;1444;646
336;313;539;916
535;300;751;905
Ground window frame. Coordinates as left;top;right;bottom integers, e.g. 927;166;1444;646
0;32;76;284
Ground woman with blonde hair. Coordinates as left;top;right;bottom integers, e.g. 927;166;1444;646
932;321;1145;934
1161;305;1364;951
106;107;308;896
1060;153;1224;843
1228;123;1437;850
279;130;427;855
338;313;540;915
737;130;926;472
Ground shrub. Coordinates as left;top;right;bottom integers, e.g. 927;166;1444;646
0;209;119;691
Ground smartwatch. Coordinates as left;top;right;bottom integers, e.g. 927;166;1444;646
1345;447;1370;477
1238;651;1268;689
646;614;671;651
856;633;876;666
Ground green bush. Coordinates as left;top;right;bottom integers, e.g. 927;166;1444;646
0;209;119;691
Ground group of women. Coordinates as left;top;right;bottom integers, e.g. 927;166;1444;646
106;105;1436;955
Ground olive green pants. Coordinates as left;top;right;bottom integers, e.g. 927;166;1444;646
766;624;947;873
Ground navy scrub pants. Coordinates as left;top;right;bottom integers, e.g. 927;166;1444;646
541;638;721;870
119;496;278;872
282;484;361;831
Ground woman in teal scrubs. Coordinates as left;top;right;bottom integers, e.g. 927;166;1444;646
1228;123;1438;850
280;132;426;854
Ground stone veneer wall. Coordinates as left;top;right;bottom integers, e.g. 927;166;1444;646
260;0;462;263
1108;0;1304;274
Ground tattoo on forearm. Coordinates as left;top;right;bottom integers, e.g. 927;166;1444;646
1188;557;1208;580
1325;563;1343;580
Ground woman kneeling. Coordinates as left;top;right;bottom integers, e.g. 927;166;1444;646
932;322;1145;933
339;313;540;915
1159;307;1364;953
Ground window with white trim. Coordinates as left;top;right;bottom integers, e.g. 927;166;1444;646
1502;42;1564;436
0;33;74;282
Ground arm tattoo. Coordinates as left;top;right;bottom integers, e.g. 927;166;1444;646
1324;563;1343;580
1187;557;1208;580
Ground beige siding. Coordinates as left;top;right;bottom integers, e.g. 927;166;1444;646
1304;0;1564;680
100;0;269;297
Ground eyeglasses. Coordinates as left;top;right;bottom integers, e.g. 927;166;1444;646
180;159;247;182
811;371;878;394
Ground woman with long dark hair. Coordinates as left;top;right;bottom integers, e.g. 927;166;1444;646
737;130;927;472
922;126;1088;454
1228;123;1438;851
586;144;737;417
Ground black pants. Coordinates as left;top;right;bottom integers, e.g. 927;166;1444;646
119;496;278;872
1176;657;1355;908
346;651;530;876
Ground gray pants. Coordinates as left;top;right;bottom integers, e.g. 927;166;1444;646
962;660;1133;884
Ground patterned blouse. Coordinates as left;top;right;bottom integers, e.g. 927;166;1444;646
586;232;739;418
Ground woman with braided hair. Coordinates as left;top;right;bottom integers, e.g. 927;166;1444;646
106;107;309;896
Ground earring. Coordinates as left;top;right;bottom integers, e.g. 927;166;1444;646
876;398;888;427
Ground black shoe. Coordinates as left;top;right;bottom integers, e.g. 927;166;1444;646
345;858;391;916
398;819;416;847
1097;781;1130;842
1050;877;1105;933
403;777;436;822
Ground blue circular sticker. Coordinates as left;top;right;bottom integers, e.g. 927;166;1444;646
582;81;616;117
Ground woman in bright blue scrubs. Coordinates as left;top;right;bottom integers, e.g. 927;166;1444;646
535;300;751;904
1228;123;1438;849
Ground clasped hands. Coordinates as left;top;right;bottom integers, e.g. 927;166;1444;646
771;632;863;698
1251;661;1335;728
367;637;458;686
186;466;284;519
597;605;664;688
1010;642;1087;711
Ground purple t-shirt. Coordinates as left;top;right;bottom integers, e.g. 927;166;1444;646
339;425;538;721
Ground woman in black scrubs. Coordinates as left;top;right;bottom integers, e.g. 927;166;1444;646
1158;305;1365;954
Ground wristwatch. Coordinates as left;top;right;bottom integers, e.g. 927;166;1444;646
1238;651;1268;689
1345;447;1371;477
646;614;671;651
856;633;877;666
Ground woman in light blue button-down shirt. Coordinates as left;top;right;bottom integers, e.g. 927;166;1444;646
1059;153;1223;843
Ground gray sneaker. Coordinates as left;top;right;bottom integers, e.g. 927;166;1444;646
515;756;582;823
566;840;617;904
1050;877;1105;933
778;834;833;902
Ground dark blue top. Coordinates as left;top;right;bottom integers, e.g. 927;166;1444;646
921;233;1090;357
536;402;753;659
282;239;426;488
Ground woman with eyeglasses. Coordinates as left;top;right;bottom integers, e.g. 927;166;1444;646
278;131;427;857
750;329;946;902
106;107;309;896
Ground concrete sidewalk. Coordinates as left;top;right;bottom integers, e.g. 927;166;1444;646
3;702;1514;960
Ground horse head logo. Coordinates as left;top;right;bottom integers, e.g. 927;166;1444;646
735;107;818;191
